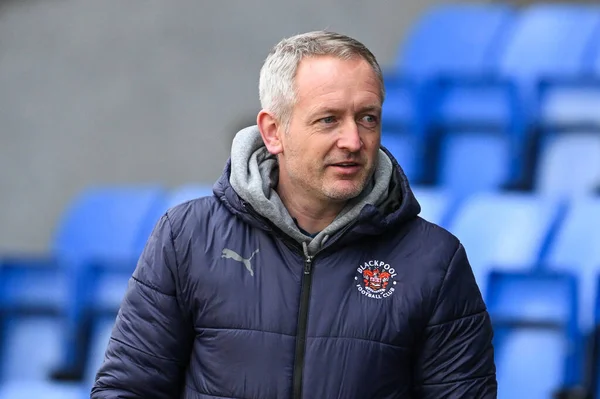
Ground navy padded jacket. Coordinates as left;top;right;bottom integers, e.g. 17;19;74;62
92;157;497;398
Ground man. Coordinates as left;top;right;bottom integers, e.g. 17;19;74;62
92;31;496;398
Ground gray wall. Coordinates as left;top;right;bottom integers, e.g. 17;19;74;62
0;0;468;253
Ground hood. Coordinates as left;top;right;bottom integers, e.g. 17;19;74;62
214;126;421;255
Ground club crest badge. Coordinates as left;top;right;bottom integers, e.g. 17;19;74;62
355;260;397;299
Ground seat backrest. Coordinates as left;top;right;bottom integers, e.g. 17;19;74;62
487;271;576;326
498;5;600;84
411;186;451;227
545;197;600;331
166;183;214;210
438;131;510;196
591;27;600;75
448;193;560;297
0;381;85;399
399;4;513;80
488;271;578;398
381;133;419;183
0;316;63;382
53;185;166;264
85;316;117;387
535;133;600;197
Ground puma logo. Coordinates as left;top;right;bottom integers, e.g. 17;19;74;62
221;248;259;277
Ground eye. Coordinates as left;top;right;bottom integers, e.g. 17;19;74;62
360;114;378;126
320;116;336;124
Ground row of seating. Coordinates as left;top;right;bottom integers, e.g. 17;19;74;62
0;184;213;397
418;187;600;398
382;3;600;197
4;3;600;397
0;182;598;398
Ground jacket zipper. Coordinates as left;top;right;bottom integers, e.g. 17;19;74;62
243;200;360;398
292;252;313;399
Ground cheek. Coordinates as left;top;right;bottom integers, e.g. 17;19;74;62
361;136;380;158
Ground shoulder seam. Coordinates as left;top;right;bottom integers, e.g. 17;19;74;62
164;212;181;271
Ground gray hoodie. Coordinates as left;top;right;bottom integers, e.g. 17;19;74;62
229;125;393;255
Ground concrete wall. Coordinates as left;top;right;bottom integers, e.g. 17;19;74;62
0;0;471;253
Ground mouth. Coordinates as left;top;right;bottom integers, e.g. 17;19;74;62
329;162;362;174
329;162;363;175
330;161;362;168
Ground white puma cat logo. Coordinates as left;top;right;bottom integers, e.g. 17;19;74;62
221;248;259;277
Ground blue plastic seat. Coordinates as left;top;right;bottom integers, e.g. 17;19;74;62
437;4;600;127
381;134;420;183
538;28;600;129
0;381;86;399
56;185;167;362
53;185;166;261
411;186;451;227
396;4;513;81
382;3;514;183
84;315;117;388
487;271;578;398
534;32;600;197
540;83;600;129
437;130;510;196
534;133;600;196
447;193;560;299
0;185;167;379
0;317;63;382
432;4;600;188
595;280;600;398
544;197;600;333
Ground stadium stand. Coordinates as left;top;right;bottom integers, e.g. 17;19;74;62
3;3;600;397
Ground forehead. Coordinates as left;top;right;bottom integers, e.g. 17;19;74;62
293;55;382;110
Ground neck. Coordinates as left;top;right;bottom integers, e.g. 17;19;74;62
276;182;345;235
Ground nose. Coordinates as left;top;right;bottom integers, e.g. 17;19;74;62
336;121;362;152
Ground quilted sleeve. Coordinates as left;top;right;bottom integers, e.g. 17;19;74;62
91;213;194;399
413;243;497;398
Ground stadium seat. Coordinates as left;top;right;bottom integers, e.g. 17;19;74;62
411;186;452;227
541;197;600;390
487;271;579;398
83;315;116;388
539;80;600;129
55;185;167;365
447;192;561;299
431;4;600;189
381;133;419;183
534;132;600;197
0;185;167;381
0;381;86;399
0;258;68;382
538;27;600;129
437;130;510;196
543;197;600;333
594;281;600;398
382;3;514;183
0;316;63;382
534;34;600;197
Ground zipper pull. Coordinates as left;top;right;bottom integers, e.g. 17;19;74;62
304;256;313;275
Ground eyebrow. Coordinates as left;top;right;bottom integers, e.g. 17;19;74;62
358;105;382;115
310;105;382;117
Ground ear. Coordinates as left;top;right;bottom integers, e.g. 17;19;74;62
257;110;283;155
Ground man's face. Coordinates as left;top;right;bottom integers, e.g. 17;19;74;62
277;55;382;204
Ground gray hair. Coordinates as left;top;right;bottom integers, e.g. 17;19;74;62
258;30;385;127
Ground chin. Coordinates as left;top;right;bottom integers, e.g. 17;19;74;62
323;183;366;201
